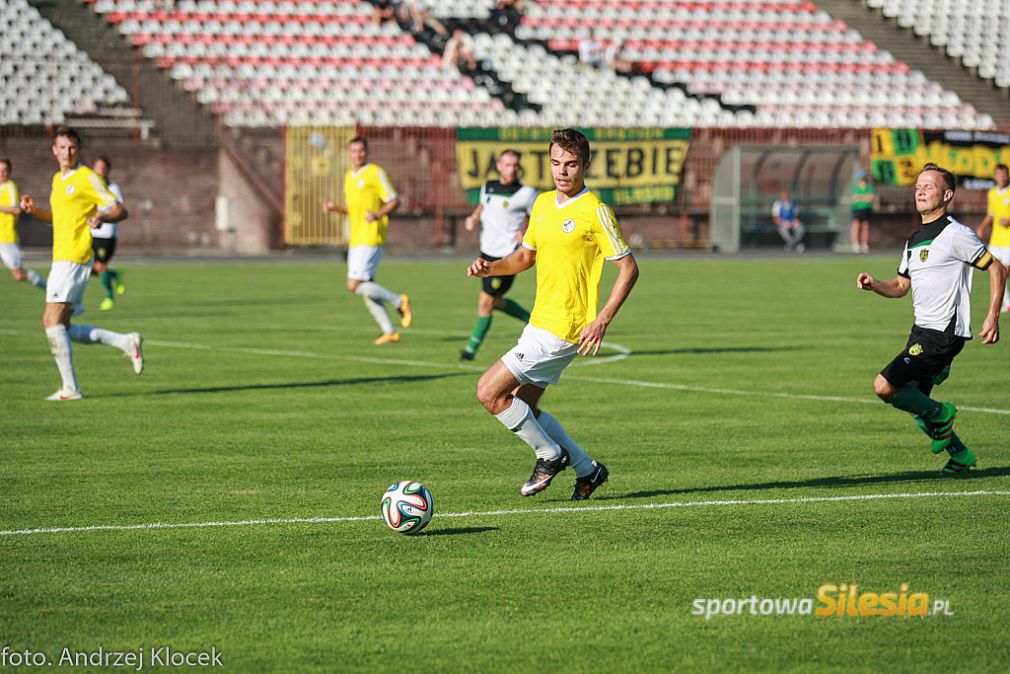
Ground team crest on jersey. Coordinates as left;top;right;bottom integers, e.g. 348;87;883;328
562;219;576;233
357;180;365;188
909;343;923;356
919;249;929;262
65;184;76;195
503;200;510;209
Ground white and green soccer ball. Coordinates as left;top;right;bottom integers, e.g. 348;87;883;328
380;481;433;534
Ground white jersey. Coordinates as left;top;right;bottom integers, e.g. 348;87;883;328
897;215;993;338
478;180;538;258
90;180;123;239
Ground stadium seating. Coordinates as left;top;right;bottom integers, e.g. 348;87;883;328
74;0;996;129
90;0;520;127
514;0;993;129
868;0;1010;89
0;0;132;125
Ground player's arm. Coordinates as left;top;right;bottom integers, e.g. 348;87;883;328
0;204;20;214
89;201;127;226
856;272;910;298
323;200;348;215
976;214;993;241
365;196;400;223
464;204;483;231
978;256;1006;345
578;253;640;356
19;195;52;223
467;245;535;278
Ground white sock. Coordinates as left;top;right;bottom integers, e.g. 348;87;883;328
357;281;402;308
69;324;131;351
494;397;562;461
537;410;596;477
359;295;395;334
27;269;46;289
45;325;79;392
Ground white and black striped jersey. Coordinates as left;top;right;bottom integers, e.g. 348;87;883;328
478;180;538;258
897;214;994;338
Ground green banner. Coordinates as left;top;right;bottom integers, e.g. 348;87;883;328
457;128;691;205
871;128;1010;189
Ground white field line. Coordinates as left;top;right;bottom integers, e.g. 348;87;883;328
146;338;1010;415
2;490;1008;538
4;330;1007;414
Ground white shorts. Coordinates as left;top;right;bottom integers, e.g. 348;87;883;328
47;260;93;304
0;243;22;270
500;323;579;388
347;245;383;281
989;246;1010;265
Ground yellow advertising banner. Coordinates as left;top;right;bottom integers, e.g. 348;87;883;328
456;128;691;205
871;128;1010;189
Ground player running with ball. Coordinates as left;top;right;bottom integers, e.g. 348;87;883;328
468;129;639;500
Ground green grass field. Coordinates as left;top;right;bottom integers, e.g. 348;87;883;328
2;255;1008;673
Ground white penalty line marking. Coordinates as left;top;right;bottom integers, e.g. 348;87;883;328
3;490;1009;537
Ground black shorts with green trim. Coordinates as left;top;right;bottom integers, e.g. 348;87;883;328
880;325;965;391
479;252;516;298
92;237;117;263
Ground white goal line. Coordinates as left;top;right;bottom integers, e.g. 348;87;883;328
2;490;1008;537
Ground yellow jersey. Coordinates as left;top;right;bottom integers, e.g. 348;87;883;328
49;165;119;263
522;188;630;343
987;186;1010;248
0;179;19;244
343;163;397;247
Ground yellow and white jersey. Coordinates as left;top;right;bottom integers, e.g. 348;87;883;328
986;186;1010;248
0;179;19;244
522;187;630;344
343;163;397;247
49;165;118;263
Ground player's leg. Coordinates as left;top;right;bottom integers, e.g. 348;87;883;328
1;244;45;289
461;290;496;360
492;273;529;323
347;247;402;342
876;333;964;455
43;301;80;399
67;324;144;374
92;239;117;309
850;218;861;253
859;217;870;253
776;223;795;251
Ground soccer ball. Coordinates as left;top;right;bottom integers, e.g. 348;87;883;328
380;481;433;534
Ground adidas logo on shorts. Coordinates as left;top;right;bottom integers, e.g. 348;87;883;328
515;352;525;361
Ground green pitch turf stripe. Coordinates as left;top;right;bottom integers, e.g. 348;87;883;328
3;490;1008;538
150;338;1010;416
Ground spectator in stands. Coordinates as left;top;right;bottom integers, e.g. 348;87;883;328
850;169;875;254
372;0;400;25
323;136;413;345
975;163;1010;312
0;158;47;292
491;0;525;33
407;1;447;38
442;29;477;73
90;156;127;310
578;30;605;69
606;39;632;74
772;187;805;252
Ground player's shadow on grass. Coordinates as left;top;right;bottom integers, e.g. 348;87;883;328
614;466;1010;500
422;526;498;537
139;372;469;396
629;345;809;357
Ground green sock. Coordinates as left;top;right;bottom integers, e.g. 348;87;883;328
915;416;967;453
100;270;114;299
890;386;942;419
465;315;493;354
501;298;530;322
